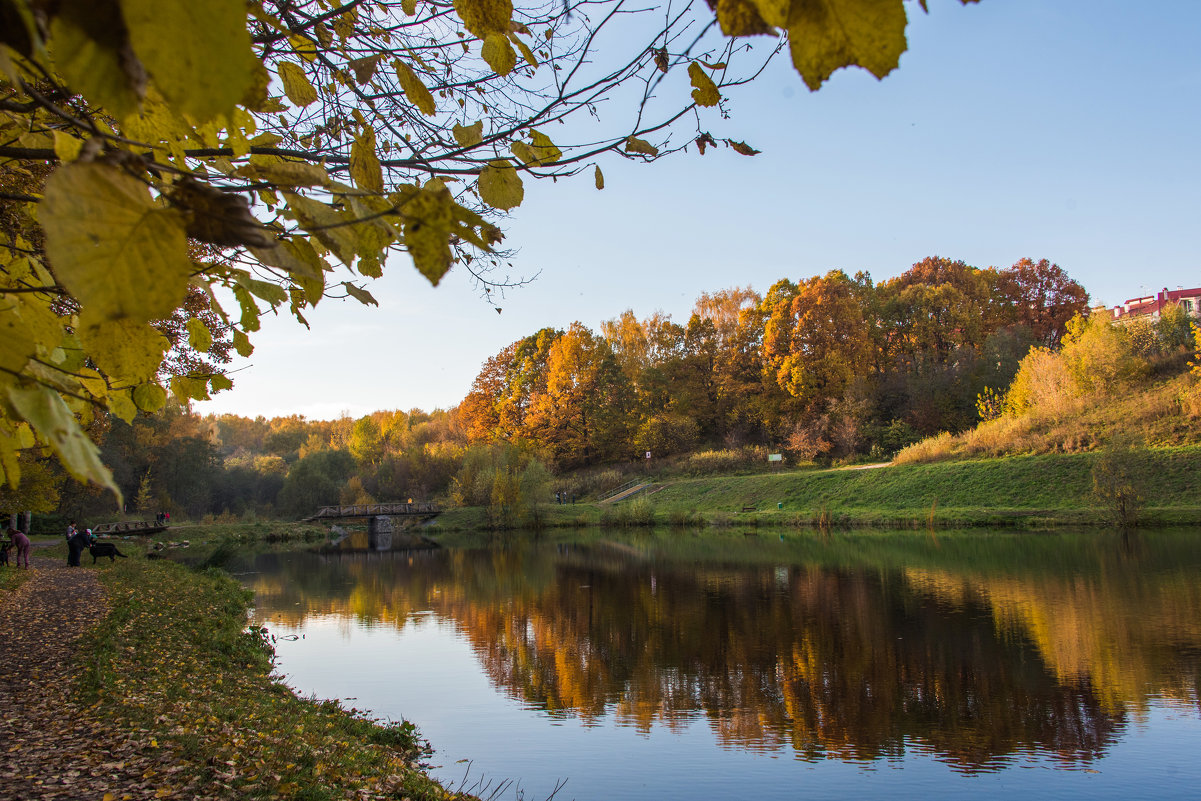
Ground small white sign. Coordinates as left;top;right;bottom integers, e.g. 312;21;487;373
645;451;652;459
768;454;783;462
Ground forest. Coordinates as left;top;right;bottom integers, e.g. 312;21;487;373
9;250;1196;527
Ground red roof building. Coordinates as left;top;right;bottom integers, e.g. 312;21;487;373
1110;286;1201;321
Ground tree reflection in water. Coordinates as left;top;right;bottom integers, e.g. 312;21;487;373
245;530;1201;773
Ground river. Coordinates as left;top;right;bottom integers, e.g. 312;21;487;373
238;528;1201;800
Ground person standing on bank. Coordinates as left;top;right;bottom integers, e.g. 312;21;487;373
9;527;30;568
66;520;85;567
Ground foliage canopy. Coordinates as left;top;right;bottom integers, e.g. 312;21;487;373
1;0;976;498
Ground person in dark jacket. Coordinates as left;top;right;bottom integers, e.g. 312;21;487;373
66;521;87;567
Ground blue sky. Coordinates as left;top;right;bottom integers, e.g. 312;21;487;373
195;0;1201;421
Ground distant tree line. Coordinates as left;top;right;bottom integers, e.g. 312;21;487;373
3;255;1109;524
459;256;1090;466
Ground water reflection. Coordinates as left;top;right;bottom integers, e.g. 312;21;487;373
244;530;1201;773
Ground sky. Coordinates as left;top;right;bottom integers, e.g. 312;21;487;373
194;0;1201;422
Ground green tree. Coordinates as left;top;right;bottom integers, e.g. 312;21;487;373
277;449;356;518
1156;302;1194;353
134;469;154;514
348;416;385;466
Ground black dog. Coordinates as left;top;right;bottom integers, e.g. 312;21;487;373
89;542;128;563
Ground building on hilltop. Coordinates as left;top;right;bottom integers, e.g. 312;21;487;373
1107;286;1201;321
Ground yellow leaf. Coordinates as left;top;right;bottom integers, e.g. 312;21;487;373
7;384;118;496
594;165;604;190
715;0;774;37
78;316;170;385
49;0;145;120
350;128;384;192
108;389;138;423
393;59;436;116
132;382;167;412
0;294;61;374
748;0;790;28
688;62;720;106
511;131;560;166
278;61;318;107
77;368;108;399
231;329;254;357
41;162;191;324
453;121;483;147
477;159;523;210
232;285;261;331
509;32;537;67
402;0;418;14
285;194;358;267
454;0;513;39
119;0;255;122
624;136;659;157
209;374;233;392
787;0;909;91
236;274;288;306
237;161;329;187
481;32;516;75
169;375;209;401
186;318;212;352
397;181;456;285
509;141;535;165
342;282;378;306
53;131;85;162
289;34;318;62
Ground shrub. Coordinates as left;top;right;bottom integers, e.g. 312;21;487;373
894;432;954;464
667;508;703;527
682;447;766;475
634;413;700;457
1091;439;1148;527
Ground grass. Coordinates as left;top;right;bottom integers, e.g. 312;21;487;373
433;447;1201;530
73;554;466;800
0;562;30;592
648;448;1201;526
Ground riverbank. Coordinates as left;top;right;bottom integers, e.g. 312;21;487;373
431;447;1201;530
0;549;472;801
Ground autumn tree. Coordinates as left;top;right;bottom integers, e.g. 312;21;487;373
764;270;873;410
525;322;633;466
997;258;1090;347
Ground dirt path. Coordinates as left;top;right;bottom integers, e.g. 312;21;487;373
0;557;189;800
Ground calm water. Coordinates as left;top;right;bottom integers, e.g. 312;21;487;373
240;529;1201;800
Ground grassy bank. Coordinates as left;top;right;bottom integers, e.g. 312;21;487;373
72;554;467;800
431;447;1201;530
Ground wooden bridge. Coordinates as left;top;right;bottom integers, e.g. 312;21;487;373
305;502;441;522
91;520;169;536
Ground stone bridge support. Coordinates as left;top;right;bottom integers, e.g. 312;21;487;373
367;516;393;551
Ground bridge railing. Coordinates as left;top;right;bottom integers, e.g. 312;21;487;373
311;502;440;519
599;479;643;503
91;520;167;535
